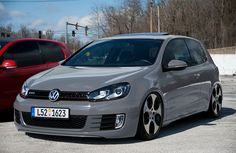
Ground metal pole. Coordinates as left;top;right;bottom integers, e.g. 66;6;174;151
150;0;153;33
65;22;68;44
157;5;160;32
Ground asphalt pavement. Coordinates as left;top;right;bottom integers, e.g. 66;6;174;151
0;76;235;153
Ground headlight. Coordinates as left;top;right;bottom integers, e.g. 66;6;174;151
88;82;130;101
20;82;29;98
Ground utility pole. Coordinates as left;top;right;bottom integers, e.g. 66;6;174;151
150;0;153;33
157;4;160;32
65;22;68;44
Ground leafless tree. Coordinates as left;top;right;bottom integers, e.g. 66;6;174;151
93;0;236;48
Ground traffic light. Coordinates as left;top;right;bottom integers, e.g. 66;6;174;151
38;30;42;39
85;26;88;36
72;30;75;37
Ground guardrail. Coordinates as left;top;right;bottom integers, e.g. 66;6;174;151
208;46;236;54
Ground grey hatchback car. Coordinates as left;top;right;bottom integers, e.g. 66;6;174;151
14;33;223;140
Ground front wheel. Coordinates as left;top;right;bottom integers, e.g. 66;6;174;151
207;84;223;117
136;93;163;140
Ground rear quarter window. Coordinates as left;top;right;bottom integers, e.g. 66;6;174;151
185;39;207;65
38;41;64;63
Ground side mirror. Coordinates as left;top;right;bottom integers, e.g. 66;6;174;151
0;60;17;70
164;59;187;71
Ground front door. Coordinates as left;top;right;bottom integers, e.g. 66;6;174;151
0;41;47;109
159;39;202;121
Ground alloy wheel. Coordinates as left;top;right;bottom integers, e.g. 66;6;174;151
143;93;162;136
211;85;223;115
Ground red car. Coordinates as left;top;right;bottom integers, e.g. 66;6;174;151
0;38;71;110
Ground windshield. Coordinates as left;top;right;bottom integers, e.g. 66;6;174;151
63;39;163;67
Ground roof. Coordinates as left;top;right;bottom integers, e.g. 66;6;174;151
13;38;62;43
101;32;191;40
113;32;169;37
0;37;63;43
0;38;63;44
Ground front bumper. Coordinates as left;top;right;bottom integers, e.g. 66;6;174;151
14;95;140;139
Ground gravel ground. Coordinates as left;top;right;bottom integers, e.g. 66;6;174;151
0;76;235;153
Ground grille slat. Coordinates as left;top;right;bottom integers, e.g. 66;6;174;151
22;112;87;129
100;120;116;124
100;114;116;130
27;90;89;101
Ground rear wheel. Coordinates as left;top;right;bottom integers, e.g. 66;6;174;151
207;84;223;117
136;93;163;140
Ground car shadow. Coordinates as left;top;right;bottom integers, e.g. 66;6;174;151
159;107;235;138
27;107;236;144
0;108;14;122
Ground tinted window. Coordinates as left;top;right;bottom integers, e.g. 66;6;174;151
3;41;43;67
162;39;191;67
38;41;64;63
63;39;163;67
185;39;207;65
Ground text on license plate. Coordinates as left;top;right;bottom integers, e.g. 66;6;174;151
31;107;69;119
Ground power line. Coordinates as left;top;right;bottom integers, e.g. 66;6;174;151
0;0;78;3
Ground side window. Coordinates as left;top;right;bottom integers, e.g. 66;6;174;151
3;41;43;67
185;39;207;65
162;39;191;67
38;41;64;63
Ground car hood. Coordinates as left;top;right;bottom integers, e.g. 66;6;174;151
29;65;149;91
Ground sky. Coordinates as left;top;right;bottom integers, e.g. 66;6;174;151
0;0;120;40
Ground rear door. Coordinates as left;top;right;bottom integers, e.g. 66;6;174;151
38;41;65;69
0;41;47;107
159;38;202;121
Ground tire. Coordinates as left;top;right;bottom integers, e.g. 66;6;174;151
207;84;223;118
136;93;163;140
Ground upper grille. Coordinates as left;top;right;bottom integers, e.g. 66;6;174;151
22;112;87;129
27;90;89;101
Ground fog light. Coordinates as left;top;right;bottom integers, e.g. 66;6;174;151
115;114;125;129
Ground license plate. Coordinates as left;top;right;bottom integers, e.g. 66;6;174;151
31;107;69;119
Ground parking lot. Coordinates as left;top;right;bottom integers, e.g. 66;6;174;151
0;76;235;153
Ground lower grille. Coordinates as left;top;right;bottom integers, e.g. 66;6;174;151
14;109;21;124
100;114;116;130
22;112;87;129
